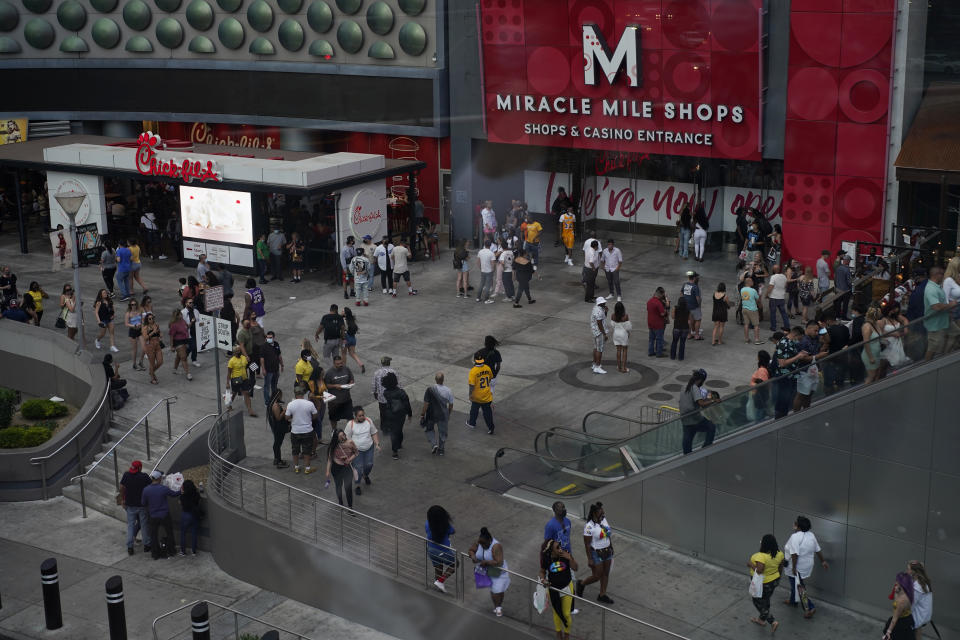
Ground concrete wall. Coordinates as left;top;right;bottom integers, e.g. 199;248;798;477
593;351;960;633
0;322;111;502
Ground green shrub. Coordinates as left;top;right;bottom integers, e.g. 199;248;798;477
19;399;69;420
0;388;16;428
0;426;53;448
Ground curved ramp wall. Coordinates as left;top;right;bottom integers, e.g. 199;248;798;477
0;322;110;501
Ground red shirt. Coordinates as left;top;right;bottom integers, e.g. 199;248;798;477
646;296;666;330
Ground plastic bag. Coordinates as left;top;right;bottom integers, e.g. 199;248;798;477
533;584;547;614
223;389;234;408
474;566;492;589
163;472;184;492
749;570;764;598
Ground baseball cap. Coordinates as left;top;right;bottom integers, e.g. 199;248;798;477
362;234;372;240
7;299;18;307
129;460;142;473
380;356;392;366
149;470;162;480
595;296;607;305
685;270;698;277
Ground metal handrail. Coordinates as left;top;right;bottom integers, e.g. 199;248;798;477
150;412;219;474
69;395;177;518
207;418;689;640
28;379;112;500
152;599;311;640
494;445;626;490
534;426;623;457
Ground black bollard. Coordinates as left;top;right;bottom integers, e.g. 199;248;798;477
190;602;210;640
260;632;279;640
40;558;63;630
105;575;127;640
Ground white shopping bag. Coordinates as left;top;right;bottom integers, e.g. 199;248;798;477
163;472;184;492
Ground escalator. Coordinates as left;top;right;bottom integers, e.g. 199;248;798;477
477;309;960;501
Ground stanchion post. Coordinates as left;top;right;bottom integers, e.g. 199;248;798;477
40;558;63;630
105;575;127;640
190;602;210;640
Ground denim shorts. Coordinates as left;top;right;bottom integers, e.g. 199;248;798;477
590;547;613;564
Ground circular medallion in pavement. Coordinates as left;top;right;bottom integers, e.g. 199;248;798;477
709;380;730;389
648;392;674;402
662;383;682;392
558;361;658;392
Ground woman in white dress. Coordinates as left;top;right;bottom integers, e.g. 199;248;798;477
879;302;910;370
469;527;510;617
610;301;633;373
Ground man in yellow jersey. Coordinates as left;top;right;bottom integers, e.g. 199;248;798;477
523;214;543;274
466;351;495;434
559;208;576;266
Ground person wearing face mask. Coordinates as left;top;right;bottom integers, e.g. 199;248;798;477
260;330;283;406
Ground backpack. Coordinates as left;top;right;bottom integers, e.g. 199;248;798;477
453;253;463;270
110;388;129;410
387;388;408;416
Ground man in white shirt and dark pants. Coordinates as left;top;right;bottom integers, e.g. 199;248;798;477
765;264;790;332
476;240;496;304
285;388;318;474
600;239;624;302
582;239;600;302
784;515;828;617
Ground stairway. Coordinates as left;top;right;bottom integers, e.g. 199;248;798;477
60;415;176;521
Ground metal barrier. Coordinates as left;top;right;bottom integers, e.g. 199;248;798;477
150;412;219;475
28;381;113;500
207;418;689;640
68;396;177;517
151;599;311;640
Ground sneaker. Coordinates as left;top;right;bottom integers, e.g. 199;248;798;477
502;297;512;302
356;301;362;306
528;299;536;304
456;293;463;298
597;594;614;605
110;345;119;353
355;486;362;495
274;460;290;468
409;290;417;295
304;466;315;474
179;550;186;557
484;299;495;304
595;367;608;374
364;475;371;485
294;466;300;473
344;292;349;299
382;288;388;294
186;374;193;381
617;296;622;302
476;298;482;303
392;452;399;460
362;301;369;306
172;368;181;375
513;304;522;308
438;448;444;456
487;429;494;435
575;580;584;597
432;445;439;455
465;421;476;429
494;607;503;617
433;579;446;593
192;361;201;368
127;547;134;556
95;339;102;349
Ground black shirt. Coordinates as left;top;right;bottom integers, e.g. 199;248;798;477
319;313;345;341
0;273;17;299
323;365;354;404
826;324;850;354
120;471;151;507
483;347;502;378
260;341;281;373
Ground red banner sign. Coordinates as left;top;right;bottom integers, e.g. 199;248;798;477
135;132;223;184
480;0;762;161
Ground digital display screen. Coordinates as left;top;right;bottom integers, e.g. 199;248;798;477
180;186;253;246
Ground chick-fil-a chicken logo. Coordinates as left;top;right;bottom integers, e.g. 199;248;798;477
136;132;223;184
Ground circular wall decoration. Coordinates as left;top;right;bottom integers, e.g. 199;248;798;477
186;0;213;29
246;0;273;32
398;0;424;16
248;35;274;53
218;16;244;48
188;34;214;51
155;16;183;47
307;0;331;32
154;0;180;12
90;0;118;11
277;0;300;13
91;17;121;47
23;0;52;14
0;1;19;31
216;0;240;11
0;36;20;52
337;19;362;53
308;38;333;57
366;1;393;35
122;0;151;30
398;21;426;55
278;18;303;50
59;34;88;51
335;0;360;14
125;34;153;50
368;40;394;59
24;18;55;48
57;0;87;30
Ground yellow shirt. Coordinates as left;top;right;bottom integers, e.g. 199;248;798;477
228;355;248;379
27;290;44;313
749;551;784;583
130;244;141;263
560;213;575;232
468;364;493;403
525;222;543;243
295;359;313;385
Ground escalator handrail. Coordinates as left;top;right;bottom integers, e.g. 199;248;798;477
494;444;620;490
534;426;625;458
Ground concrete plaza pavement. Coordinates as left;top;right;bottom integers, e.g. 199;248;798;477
0;227;885;640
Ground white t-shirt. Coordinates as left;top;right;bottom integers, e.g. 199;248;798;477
584;517;612;550
481;207;496;229
583;246;599;269
582;238;597;252
392;246;410;273
944;276;960;304
499;249;514;273
768;273;787;300
285;398;317;434
140;213;158;231
601;247;623;272
784;530;821;578
345;418;378;452
912;581;933;627
477;248;496;273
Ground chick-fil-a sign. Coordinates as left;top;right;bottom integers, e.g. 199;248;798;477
136;132;223;184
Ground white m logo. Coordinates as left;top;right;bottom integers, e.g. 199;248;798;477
583;24;640;87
